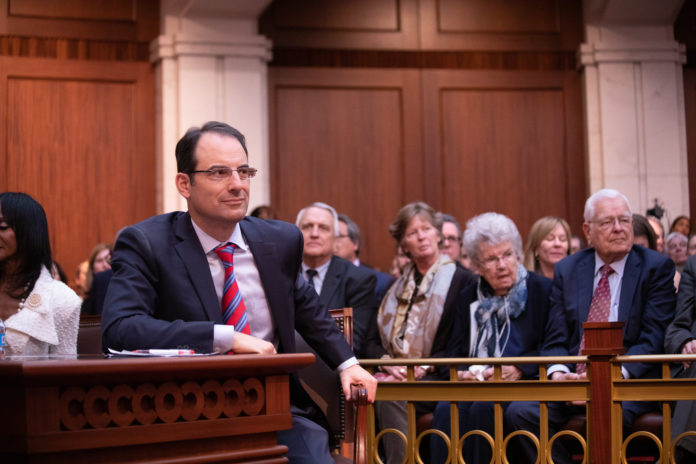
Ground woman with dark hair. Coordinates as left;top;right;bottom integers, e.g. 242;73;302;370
633;214;657;250
671;215;691;237
0;192;81;356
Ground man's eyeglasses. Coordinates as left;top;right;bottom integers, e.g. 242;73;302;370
190;166;258;181
442;235;460;243
590;216;632;231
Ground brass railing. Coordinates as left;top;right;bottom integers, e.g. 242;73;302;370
359;323;696;464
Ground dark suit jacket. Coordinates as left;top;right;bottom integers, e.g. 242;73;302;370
101;213;354;411
445;271;552;379
666;254;696;355
318;256;377;358
542;245;676;379
363;263;477;363
359;263;395;306
81;269;113;316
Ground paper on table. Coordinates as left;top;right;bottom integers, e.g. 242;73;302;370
107;348;220;357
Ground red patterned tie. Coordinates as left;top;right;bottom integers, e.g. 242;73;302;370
577;264;614;374
214;243;250;335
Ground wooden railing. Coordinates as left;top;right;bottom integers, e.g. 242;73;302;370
359;323;696;464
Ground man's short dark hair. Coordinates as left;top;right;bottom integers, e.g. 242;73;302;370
175;121;248;174
338;213;361;255
440;213;462;239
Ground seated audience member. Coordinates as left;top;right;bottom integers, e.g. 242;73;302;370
523;216;571;279
505;188;676;464
633;214;657;250
334;213;394;306
101;122;376;464
430;213;552;464
80;243;113;314
74;260;89;299
86;243;111;290
666;232;689;272
0;192;81;356
689;234;696;257
671;215;691;237
51;260;68;284
370;202;476;464
249;204;277;219
388;244;410;279
296;203;378;359
440;213;470;269
570;234;584;254
665;254;696;462
647;215;666;253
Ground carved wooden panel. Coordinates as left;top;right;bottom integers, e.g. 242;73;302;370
269;68;423;270
0;0;158;41
418;0;582;51
421;69;586;239
260;0;419;49
0;57;155;289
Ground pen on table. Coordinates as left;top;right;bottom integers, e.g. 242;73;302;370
132;349;195;355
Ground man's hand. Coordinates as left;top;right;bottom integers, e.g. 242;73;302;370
231;332;276;354
681;340;696;368
550;371;586;381
482;365;522;381
457;370;478;381
339;364;377;403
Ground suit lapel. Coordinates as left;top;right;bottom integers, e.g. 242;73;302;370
174;213;222;323
320;256;341;305
577;252;595;324
240;219;292;332
619;248;640;326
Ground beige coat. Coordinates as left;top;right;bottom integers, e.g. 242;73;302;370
4;266;81;356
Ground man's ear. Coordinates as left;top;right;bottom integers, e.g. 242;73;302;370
582;222;591;246
175;172;192;199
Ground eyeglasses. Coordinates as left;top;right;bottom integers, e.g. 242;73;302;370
190;166;257;181
590;216;632;231
442;235;460;243
480;249;517;268
336;234;350;239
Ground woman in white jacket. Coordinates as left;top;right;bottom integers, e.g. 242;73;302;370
0;192;81;356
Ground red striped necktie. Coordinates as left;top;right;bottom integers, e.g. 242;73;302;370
214;243;250;335
577;264;614;374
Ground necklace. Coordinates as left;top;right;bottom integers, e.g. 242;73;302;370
16;283;30;312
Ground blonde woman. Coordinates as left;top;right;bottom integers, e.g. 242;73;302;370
523;216;571;279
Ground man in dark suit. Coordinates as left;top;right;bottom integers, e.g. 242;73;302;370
334;213;394;307
505;188;676;464
101;122;376;464
295;203;378;359
665;254;696;461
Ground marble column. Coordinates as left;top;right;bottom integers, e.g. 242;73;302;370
150;0;272;213
580;0;687;222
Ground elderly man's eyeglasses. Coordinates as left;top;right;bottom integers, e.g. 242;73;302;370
190;166;257;181
442;235;460;243
590;216;632;231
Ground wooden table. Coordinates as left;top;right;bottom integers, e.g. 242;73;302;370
0;353;315;463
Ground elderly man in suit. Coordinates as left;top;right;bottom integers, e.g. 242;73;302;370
296;203;378;359
101;121;376;464
505;188;676;464
665;254;696;462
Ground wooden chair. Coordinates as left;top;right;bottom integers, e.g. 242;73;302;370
77;314;102;355
295;307;369;463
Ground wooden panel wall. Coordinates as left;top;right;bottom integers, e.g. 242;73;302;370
270;69;423;269
0;0;157;288
264;0;585;271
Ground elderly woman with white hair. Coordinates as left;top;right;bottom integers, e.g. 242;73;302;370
429;212;553;464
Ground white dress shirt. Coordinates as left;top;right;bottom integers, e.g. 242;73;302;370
301;259;331;296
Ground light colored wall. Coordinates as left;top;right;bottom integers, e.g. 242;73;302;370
580;0;688;224
151;0;273;213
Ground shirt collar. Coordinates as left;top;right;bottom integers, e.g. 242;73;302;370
301;257;331;276
593;251;628;278
190;218;249;253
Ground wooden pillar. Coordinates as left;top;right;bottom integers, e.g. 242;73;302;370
582;321;625;463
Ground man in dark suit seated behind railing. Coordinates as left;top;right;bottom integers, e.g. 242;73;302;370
505;188;676;464
665;253;696;462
